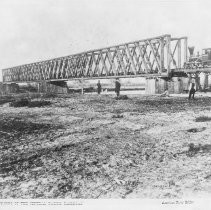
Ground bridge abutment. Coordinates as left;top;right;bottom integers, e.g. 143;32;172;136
0;83;19;95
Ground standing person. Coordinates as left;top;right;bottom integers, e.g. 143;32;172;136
115;78;121;97
97;80;102;94
189;83;196;100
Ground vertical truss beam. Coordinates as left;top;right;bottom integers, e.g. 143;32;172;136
184;37;188;63
166;35;171;76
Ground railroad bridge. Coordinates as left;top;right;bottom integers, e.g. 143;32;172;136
2;34;211;93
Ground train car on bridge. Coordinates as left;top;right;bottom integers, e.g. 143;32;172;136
184;47;211;69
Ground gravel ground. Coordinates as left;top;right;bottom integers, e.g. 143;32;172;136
0;94;211;199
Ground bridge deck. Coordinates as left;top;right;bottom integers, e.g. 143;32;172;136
2;67;211;84
174;68;211;73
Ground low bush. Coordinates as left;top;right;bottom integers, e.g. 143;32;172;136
28;100;51;107
112;114;124;118
43;92;57;98
195;116;211;122
10;98;30;107
10;98;51;108
115;95;129;100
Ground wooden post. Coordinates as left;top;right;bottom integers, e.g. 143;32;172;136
81;78;84;94
37;83;40;93
204;73;209;90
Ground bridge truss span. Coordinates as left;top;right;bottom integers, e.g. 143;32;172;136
2;34;188;83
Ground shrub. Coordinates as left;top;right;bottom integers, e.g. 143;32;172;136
28;100;51;107
10;98;51;108
43;92;57;98
115;95;129;100
10;98;30;107
195;116;211;122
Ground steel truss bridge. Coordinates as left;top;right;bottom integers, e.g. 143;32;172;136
2;34;211;85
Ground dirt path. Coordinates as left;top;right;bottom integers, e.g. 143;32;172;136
0;94;211;198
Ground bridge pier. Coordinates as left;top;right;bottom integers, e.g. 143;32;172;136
209;75;211;89
186;73;210;91
38;81;68;94
200;73;209;90
0;83;5;95
145;78;156;94
145;77;185;94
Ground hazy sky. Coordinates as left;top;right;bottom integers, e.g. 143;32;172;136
0;0;211;81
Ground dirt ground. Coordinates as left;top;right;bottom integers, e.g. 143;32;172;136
0;93;211;199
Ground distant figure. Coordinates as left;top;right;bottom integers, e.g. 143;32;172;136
97;80;102;94
115;78;121;97
189;83;196;100
161;88;170;97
